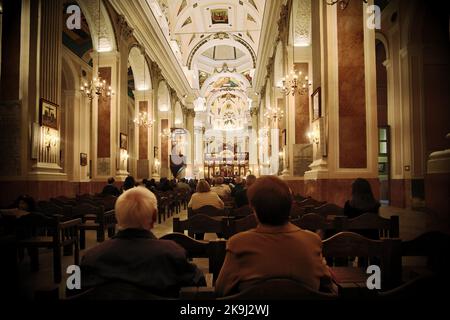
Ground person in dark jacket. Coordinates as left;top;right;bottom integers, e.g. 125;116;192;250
344;178;381;242
233;175;257;208
344;178;381;219
101;177;120;196
80;187;205;297
122;175;136;192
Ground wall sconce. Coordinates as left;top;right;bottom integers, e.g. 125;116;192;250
160;128;171;138
120;149;129;161
43;127;59;149
307;130;320;145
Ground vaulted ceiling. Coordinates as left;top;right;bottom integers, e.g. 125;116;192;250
147;0;266;130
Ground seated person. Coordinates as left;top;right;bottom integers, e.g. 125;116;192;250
80;187;205;298
344;178;381;241
233;174;257;208
188;180;224;211
215;176;331;297
121;175;136;192
344;178;381;219
230;177;244;197
188;180;225;240
210;177;231;200
101;177;120;197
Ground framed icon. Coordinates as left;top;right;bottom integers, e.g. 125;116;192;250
39;98;59;129
120;133;128;150
80;153;88;166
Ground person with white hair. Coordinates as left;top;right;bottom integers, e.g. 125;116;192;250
80;187;205;297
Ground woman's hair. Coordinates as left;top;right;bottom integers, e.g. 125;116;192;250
247;176;292;226
123;176;136;191
196;179;211;193
115;187;157;230
350;178;379;210
14;195;36;212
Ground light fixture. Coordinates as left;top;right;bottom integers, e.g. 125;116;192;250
133;47;154;128
307;130;319;145
160;128;171;138
264;107;284;121
43;128;59;149
327;0;367;10
80;0;114;100
133;111;155;128
280;3;311;96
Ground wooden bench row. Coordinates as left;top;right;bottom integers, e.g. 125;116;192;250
174;212;399;240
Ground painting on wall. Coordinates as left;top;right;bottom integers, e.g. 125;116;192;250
120;133;128;150
39;99;59;130
211;9;229;24
80;153;88;166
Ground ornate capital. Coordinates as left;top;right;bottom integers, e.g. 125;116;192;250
277;4;289;44
260;83;267;98
265;56;274;80
117;15;134;41
169;87;178;104
150;60;163;83
186;109;196;118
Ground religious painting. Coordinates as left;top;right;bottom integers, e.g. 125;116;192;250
39;98;59;130
212;77;239;89
120;133;128;150
211;9;229;24
80;153;88;166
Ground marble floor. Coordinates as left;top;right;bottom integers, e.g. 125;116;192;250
13;205;444;299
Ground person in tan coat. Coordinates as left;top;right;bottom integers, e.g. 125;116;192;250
215;176;331;297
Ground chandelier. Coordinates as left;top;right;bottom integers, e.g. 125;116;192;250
133;47;154;128
327;0;367;10
264;107;284;121
160;128;171;138
280;0;311;96
133;111;155;128
281;71;310;96
80;0;114;100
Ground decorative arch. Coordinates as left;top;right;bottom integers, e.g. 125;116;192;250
273;40;284;87
128;46;152;91
77;0;117;52
375;32;390;61
205;89;249;112
61;55;80;91
174;101;183;125
187;34;256;69
157;80;170;112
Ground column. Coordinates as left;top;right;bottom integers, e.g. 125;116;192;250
304;0;378;206
249;107;259;176
115;19;134;180
133;90;153;179
94;51;120;180
185;109;195;178
194;126;204;179
31;0;65;175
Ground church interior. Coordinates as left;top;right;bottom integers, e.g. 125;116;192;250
0;0;449;305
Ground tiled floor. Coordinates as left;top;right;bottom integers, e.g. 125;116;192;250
13;205;444;299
